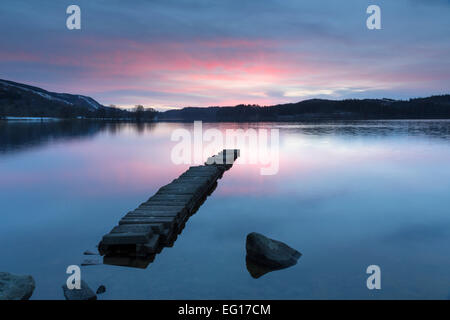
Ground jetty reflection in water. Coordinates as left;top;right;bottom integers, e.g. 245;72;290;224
102;182;218;269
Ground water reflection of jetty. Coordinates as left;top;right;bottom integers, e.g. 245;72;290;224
98;149;240;268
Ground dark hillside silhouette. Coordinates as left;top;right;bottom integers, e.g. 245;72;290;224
158;96;450;121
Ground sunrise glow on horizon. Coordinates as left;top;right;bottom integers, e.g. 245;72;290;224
1;0;449;110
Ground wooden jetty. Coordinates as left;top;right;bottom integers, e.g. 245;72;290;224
98;149;239;263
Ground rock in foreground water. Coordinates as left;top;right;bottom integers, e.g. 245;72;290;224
245;256;278;279
62;280;97;300
0;272;35;300
96;285;106;294
246;232;301;269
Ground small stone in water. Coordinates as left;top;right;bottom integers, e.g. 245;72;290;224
96;285;106;294
62;280;97;300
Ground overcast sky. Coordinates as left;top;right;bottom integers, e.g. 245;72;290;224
1;0;449;109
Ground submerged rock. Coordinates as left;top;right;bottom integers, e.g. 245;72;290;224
245;256;279;279
83;250;98;256
246;232;301;269
0;272;35;300
96;285;106;295
62;280;97;300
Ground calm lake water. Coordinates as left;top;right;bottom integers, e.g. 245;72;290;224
0;120;449;300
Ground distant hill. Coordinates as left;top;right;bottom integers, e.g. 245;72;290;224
1;78;449;121
158;96;450;121
0;79;104;110
0;79;137;119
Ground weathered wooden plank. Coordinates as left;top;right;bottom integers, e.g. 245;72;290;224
110;224;153;234
144;197;193;203
114;222;166;233
136;205;186;211
219;149;240;160
102;233;150;245
175;174;213;180
206;149;240;166
158;183;207;191
146;223;166;233
161;181;209;188
156;188;205;196
187;165;220;170
148;194;194;201
124;209;187;222
126;211;181;218
172;178;211;185
104;224;154;245
182;168;221;175
131;211;186;219
143;200;190;207
182;166;222;174
156;188;200;195
152;195;198;207
145;197;197;211
146;194;195;206
171;182;211;190
119;217;175;227
182;170;220;176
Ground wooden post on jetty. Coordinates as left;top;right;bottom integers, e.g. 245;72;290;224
98;149;240;260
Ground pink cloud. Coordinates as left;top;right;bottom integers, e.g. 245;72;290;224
3;35;449;107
